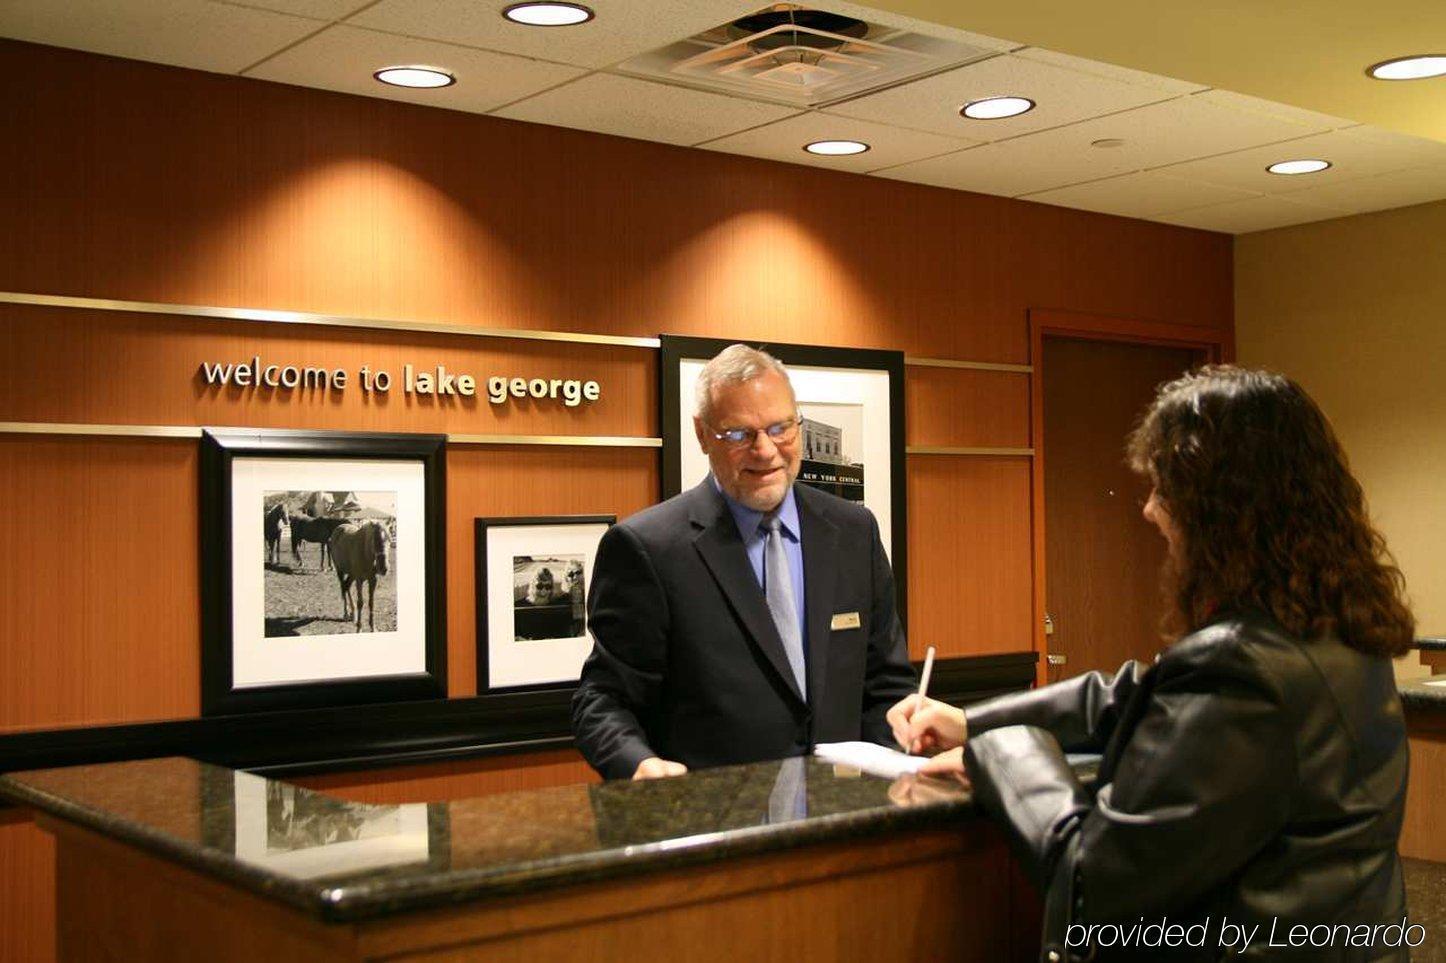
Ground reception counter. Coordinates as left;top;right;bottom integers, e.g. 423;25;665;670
0;756;1037;962
1398;664;1446;863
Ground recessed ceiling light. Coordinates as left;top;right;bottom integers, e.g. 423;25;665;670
503;2;594;26
804;140;870;156
374;66;455;89
1267;159;1331;175
1091;138;1126;149
960;96;1035;120
1367;55;1446;80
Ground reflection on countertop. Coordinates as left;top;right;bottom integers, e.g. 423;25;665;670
0;755;975;922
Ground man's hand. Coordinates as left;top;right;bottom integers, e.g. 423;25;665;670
633;757;689;780
886;694;967;755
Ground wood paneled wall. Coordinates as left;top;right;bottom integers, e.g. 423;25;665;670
0;38;1230;735
0;37;1232;963
0;43;1230;362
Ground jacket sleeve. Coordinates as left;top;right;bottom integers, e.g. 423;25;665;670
570;523;669;780
860;511;918;745
964;638;1294;956
964;659;1149;753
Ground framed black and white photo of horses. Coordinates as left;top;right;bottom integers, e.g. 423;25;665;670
200;429;447;716
474;515;613;693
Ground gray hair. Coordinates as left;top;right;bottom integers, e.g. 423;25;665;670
694;344;794;423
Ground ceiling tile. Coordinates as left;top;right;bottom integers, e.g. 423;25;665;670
223;0;373;20
493;72;799;146
348;0;762;70
703;112;974;173
0;0;323;74
822;51;1180;141
870;142;1031;195
1010;47;1206;97
1155;195;1350;234
1157;126;1446;195
246;25;584;112
1269;164;1446;215
875;92;1336;197
1190;89;1356;132
819;0;1020;53
1021;171;1259;218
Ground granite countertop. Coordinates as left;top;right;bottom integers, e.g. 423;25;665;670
1399;639;1446;711
1399;678;1446;712
0;755;977;922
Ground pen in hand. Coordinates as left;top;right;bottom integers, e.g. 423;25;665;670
906;645;936;756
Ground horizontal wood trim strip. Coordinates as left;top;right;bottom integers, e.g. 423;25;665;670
906;446;1035;456
0;290;661;349
905;357;1033;373
448;433;661;448
0;654;1035;778
0;422;204;439
0;422;662;447
3;292;1036;373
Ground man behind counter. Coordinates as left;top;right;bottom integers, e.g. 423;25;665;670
572;344;916;779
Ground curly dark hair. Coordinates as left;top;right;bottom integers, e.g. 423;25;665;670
1126;365;1414;657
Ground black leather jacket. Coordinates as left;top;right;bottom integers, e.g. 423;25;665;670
964;612;1409;961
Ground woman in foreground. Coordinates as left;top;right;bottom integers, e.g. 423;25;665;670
890;366;1414;961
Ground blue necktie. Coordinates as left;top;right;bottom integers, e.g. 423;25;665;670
761;514;806;700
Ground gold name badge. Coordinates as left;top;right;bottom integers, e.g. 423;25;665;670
830;611;861;630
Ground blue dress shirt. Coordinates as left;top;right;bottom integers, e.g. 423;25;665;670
713;476;808;664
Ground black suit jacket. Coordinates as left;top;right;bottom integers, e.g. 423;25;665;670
571;478;916;780
963;611;1408;961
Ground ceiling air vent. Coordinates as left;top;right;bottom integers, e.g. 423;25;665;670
616;4;998;108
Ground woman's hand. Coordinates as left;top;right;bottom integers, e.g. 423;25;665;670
917;746;966;776
886;694;968;754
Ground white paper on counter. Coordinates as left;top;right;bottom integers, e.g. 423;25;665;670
813;741;929;779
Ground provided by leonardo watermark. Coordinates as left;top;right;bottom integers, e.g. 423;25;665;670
1065;916;1425;953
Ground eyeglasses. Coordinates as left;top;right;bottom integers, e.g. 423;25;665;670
707;417;802;448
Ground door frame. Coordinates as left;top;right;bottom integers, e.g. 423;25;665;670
1027;308;1233;686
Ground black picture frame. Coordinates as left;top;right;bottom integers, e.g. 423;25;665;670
475;515;615;695
659;335;908;628
200;428;447;716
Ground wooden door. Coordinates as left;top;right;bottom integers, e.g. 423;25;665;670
1041;338;1204;682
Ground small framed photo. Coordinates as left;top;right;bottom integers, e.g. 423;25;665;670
475;515;614;692
659;335;907;623
200;429;447;716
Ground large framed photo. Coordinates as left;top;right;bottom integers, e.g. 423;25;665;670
475;515;613;693
200;429;447;716
660;335;907;623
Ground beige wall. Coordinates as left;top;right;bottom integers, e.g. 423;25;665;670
1236;199;1446;643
